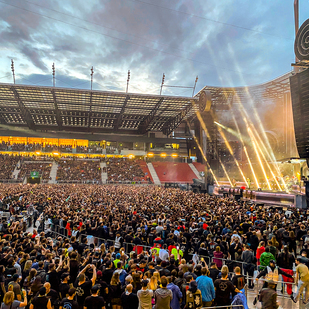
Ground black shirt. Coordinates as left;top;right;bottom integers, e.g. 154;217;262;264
59;282;70;299
75;280;92;306
32;295;49;309
84;295;105;309
121;292;138;309
60;297;79;309
214;279;235;305
47;270;59;292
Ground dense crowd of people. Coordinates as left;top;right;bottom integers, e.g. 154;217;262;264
17;162;52;181
0;184;308;308
56;159;101;182
106;158;149;183
0;155;20;180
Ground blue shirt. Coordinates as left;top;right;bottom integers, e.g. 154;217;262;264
196;275;215;302
167;283;182;309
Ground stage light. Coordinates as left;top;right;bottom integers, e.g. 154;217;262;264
160;153;167;157
171;153;178;157
53;152;59;156
147;153;154;157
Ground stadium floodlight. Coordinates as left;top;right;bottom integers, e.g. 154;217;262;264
11;59;15;84
90;67;94;90
52;63;55;87
192;76;198;97
126;70;130;93
160;73;165;95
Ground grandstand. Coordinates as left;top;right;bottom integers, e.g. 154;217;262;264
0;73;298;187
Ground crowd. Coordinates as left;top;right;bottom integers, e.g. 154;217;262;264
106;158;149;183
0;155;20;180
0;184;308;309
56;159;101;182
17;162;52;181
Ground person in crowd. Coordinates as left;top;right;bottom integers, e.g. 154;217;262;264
1;290;27;309
154;276;173;309
166;276;182;309
259;280;279;309
291;258;309;304
59;288;79;309
214;269;242;307
185;280;202;309
196;267;215;307
121;284;138;309
30;287;52;309
137;280;153;309
84;285;106;309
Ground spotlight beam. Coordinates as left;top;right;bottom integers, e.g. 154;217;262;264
250;126;282;190
186;120;219;185
217;126;248;186
248;128;272;190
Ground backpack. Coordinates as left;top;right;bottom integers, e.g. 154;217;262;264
36;269;46;283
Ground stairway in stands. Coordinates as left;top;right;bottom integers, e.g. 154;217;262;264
100;162;108;184
147;163;161;185
188;163;202;180
12;160;21;180
48;161;58;184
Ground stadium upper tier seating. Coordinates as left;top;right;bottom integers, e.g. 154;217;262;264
152;162;196;183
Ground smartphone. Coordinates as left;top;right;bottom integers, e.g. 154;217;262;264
176;246;179;250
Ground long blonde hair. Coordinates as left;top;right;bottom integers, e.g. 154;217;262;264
24;260;33;272
3;291;14;305
153;271;161;283
148;276;158;290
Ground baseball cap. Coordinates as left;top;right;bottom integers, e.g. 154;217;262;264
61;272;70;280
91;284;101;293
12;274;19;281
116;253;121;259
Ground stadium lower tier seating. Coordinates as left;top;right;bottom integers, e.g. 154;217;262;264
56;159;101;181
193;162;206;173
0;155;20;179
152;162;196;183
18;162;52;180
106;158;149;182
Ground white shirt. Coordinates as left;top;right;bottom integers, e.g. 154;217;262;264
159;249;169;262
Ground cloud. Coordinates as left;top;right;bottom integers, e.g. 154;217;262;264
0;0;296;93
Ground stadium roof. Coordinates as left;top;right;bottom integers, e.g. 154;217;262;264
195;72;292;111
0;83;199;136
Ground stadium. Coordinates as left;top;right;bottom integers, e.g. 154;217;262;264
0;1;309;309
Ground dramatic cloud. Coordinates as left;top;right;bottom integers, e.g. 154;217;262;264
0;0;299;94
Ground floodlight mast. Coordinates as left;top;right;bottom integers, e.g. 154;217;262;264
192;76;198;97
52;63;55;87
11;60;15;84
91;67;94;90
126;70;130;93
160;73;165;95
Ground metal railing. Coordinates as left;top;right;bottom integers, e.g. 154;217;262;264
201;305;244;309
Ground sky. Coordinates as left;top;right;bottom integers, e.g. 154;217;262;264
0;0;307;96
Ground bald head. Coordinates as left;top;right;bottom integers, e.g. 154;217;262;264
44;282;50;293
126;284;133;293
